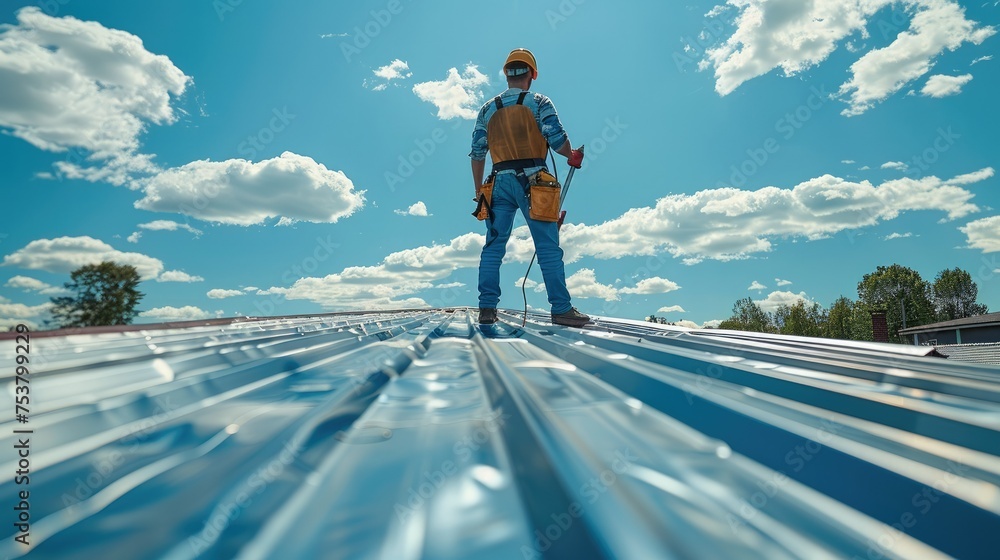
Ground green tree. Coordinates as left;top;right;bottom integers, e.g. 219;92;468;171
848;300;875;342
718;297;775;333
825;296;854;340
856;264;935;343
775;300;825;337
50;262;144;327
933;267;988;321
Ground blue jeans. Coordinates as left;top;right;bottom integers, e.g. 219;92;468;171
478;171;572;314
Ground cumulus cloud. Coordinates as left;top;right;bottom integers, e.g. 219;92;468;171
4;275;69;295
412;65;489;119
960;216;1000;253
842;160;856;164
755;290;813;313
748;280;767;291
0;300;53;330
775;278;792;286
134;152;365;225
156;270;203;283
262;167;992;309
207;288;244;299
657;305;686;313
921;73;973;97
552;169;987;263
619;277;681;294
701;1;995;116
881;161;909;171
138;305;212;321
515;277;545;292
885;232;913;240
565;269;619;301
128;220;203;244
277;233;485;309
0;7;190;184
395;201;430;217
366;59;411;91
2;236;164;279
141;220;203;235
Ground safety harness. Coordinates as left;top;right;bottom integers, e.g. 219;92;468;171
487;91;549;172
474;91;556;247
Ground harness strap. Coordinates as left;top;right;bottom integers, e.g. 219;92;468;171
491;158;547;172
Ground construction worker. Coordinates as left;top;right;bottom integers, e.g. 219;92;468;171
469;48;590;327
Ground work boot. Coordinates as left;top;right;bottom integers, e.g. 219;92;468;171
478;308;497;324
551;307;590;327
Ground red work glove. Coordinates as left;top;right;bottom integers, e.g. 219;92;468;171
567;149;584;169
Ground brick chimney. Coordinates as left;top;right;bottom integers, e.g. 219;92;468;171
871;311;889;343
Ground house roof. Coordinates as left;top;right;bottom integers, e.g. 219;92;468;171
1;308;998;559
899;311;1000;334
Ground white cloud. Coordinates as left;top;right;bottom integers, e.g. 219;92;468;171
885;232;913;240
0;301;52;329
139;220;204;235
842;160;856;164
433;282;465;289
960;216;1000;253
412;64;489;120
134;152;365;226
553;169;987;263
4;275;69;295
0;7;190;185
971;55;993;65
673;320;700;329
260;168;993;311
2;236;164;279
748;280;767;291
276;233;485;310
755;291;813;313
775;278;792;286
366;59;412;91
565;269;619;301
207;288;244;299
921;73;973;97
840;2;994;116
128;220;203;244
243;286;259;292
881;161;909;171
157;270;204;283
394;201;431;217
127;220;202;243
657;305;686;313
515;277;545;292
702;1;995;116
138;305;212;321
859;165;871;171
619;277;681;294
703;319;724;328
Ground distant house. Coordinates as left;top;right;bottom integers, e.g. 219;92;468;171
898;312;1000;345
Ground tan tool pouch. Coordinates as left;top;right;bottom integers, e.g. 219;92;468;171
528;169;561;222
473;175;495;221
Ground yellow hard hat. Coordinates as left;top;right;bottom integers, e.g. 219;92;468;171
504;48;537;79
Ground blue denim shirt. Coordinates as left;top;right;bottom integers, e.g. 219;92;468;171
469;87;568;175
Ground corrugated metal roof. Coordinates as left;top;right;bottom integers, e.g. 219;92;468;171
2;309;998;559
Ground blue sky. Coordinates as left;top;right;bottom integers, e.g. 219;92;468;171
1;0;998;329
